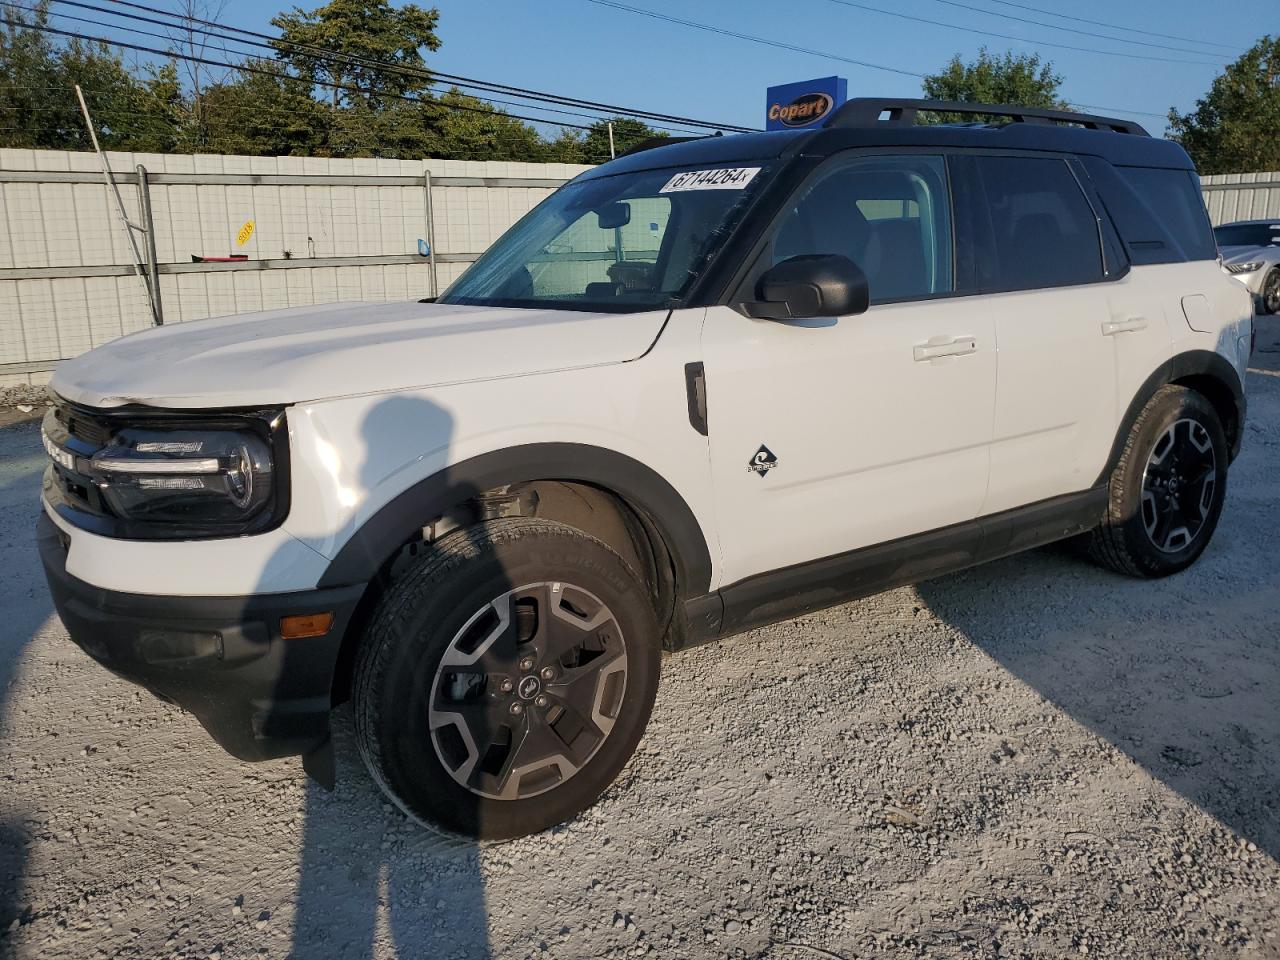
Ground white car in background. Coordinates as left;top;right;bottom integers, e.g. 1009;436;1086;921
1215;220;1280;315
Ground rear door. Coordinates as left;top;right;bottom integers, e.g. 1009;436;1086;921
952;154;1122;516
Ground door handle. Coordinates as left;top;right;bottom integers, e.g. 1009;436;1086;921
913;336;977;362
1102;316;1148;336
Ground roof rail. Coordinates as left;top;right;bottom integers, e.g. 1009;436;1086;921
616;131;723;160
825;98;1150;137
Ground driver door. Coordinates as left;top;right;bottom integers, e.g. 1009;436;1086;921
700;153;997;588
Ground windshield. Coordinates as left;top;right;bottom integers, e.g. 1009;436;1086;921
1214;223;1280;248
439;164;771;312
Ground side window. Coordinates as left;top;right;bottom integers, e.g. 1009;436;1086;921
769;155;953;303
975;156;1104;290
1116;166;1216;262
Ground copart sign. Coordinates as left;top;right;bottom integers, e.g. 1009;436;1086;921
765;76;849;131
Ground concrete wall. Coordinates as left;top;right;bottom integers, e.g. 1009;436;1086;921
1201;171;1280;226
0;149;591;387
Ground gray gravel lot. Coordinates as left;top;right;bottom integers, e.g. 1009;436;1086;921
1;319;1278;960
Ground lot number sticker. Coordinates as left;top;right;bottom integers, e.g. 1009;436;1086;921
660;167;760;193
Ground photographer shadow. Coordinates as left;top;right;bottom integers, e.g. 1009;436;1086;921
0;418;58;958
277;394;497;959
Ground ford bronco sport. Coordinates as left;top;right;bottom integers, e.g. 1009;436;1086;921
38;99;1252;839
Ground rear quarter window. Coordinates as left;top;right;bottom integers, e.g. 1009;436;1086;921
1082;159;1216;265
1116;166;1216;262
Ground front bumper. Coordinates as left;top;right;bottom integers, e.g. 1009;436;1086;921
37;512;365;765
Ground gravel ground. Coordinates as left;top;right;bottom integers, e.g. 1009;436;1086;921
2;320;1278;960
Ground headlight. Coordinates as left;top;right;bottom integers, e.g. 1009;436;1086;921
91;426;274;525
1225;261;1263;274
42;399;288;539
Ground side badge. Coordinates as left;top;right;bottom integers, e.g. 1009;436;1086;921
748;445;779;477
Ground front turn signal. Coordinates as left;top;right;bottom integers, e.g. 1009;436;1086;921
280;612;335;640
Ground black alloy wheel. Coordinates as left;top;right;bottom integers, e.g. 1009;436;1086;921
429;581;629;801
354;518;661;840
1139;418;1217;554
1087;384;1228;578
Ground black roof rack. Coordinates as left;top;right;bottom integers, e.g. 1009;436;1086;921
825;98;1150;137
616;132;723;159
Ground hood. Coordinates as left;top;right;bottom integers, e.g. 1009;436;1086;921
51;300;669;409
1220;245;1280;264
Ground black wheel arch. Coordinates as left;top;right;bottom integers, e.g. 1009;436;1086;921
1097;349;1246;487
317;442;714;597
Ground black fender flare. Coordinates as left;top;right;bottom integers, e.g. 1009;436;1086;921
1096;349;1246;486
316;442;714;595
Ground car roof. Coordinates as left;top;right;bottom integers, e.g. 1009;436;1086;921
580;117;1194;181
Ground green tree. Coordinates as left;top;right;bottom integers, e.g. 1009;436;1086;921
196;62;330;156
544;127;587;164
575;117;665;163
270;0;440;109
0;2;179;151
921;49;1066;122
1170;36;1280;175
426;88;549;162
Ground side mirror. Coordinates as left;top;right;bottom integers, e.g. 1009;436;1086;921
596;201;631;230
743;254;869;320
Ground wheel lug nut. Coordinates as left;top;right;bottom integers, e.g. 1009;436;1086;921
540;666;555;681
509;702;523;715
535;694;549;708
519;657;535;671
499;679;514;693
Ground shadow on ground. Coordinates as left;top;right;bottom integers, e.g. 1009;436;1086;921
277;393;493;958
286;714;492;959
0;418;56;958
916;530;1280;862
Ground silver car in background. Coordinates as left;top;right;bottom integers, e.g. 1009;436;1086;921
1214;219;1280;314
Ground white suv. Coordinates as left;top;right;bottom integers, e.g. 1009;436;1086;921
38;99;1253;839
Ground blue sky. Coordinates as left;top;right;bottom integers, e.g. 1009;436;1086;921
109;0;1265;138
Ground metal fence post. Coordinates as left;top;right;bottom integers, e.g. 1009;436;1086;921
135;164;164;326
423;168;438;297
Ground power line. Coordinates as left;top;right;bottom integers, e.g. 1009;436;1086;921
921;0;1237;58
7;0;702;131
5;17;609;130
1067;102;1166;121
579;0;926;79
74;0;755;132
577;0;1177;123
820;0;1224;67
961;0;1241;54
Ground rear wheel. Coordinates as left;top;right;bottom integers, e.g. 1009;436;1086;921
353;518;661;840
1088;385;1228;578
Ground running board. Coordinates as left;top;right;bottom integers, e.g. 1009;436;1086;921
675;486;1108;649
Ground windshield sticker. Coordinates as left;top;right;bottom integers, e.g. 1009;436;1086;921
660;167;761;193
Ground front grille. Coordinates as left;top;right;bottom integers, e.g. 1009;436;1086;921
45;398;115;522
52;403;112;447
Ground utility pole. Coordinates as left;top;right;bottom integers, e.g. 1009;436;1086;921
608;121;616;159
75;85;163;326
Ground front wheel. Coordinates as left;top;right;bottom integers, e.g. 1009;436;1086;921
353;518;661;841
1087;385;1228;578
1261;268;1280;316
